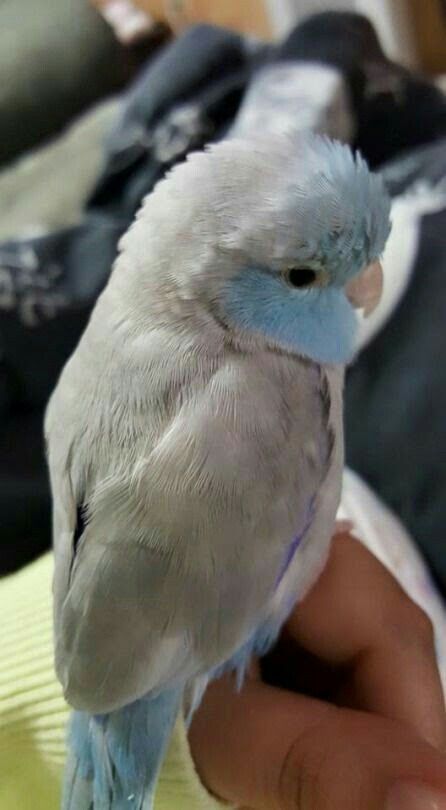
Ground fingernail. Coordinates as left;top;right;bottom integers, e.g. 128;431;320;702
387;781;446;810
333;519;355;536
333;519;363;543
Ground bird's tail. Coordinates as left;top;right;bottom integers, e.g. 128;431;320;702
62;688;182;810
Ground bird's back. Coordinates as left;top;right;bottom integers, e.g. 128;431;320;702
46;298;341;711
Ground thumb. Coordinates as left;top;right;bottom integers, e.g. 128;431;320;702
189;674;446;809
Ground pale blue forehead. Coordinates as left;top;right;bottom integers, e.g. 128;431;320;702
278;140;391;280
278;199;390;285
311;228;375;284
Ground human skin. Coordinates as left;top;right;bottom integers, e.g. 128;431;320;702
189;532;446;809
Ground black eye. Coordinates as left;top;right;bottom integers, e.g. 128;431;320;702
285;267;318;288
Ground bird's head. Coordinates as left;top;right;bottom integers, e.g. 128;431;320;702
120;133;391;365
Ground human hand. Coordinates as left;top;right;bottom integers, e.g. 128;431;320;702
189;531;446;809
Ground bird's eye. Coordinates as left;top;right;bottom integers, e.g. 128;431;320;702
284;267;318;288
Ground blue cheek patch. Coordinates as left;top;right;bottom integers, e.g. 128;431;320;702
222;267;357;365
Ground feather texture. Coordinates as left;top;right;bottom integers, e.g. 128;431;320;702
45;132;390;808
63;689;181;810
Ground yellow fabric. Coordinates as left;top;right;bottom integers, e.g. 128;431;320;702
0;554;226;810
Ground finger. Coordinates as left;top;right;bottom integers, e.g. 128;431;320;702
285;531;446;750
189;672;446;810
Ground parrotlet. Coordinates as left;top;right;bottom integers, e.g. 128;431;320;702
45;132;391;809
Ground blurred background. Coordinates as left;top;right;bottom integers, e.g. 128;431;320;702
0;0;445;597
93;0;446;70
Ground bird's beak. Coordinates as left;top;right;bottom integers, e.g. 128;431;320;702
345;260;383;318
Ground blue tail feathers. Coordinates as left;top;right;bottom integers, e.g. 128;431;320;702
63;688;182;810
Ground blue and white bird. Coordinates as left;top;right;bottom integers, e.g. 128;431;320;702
45;132;390;809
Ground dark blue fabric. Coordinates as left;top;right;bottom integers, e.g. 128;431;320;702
345;139;446;592
277;12;446;167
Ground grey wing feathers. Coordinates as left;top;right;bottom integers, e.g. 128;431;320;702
47;343;335;715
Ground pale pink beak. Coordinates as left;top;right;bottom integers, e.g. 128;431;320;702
345;260;383;317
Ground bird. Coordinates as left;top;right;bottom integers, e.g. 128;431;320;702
45;131;390;809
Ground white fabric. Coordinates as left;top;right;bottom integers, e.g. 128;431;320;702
339;469;446;693
354;178;446;353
